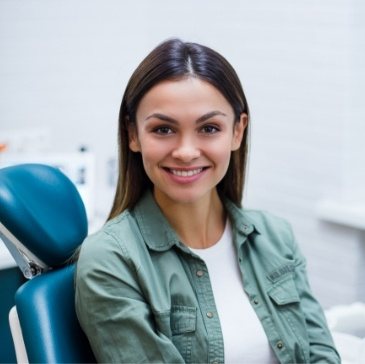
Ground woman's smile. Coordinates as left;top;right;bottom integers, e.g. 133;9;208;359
162;166;210;185
168;167;204;177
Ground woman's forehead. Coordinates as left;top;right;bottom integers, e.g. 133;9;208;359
136;78;235;119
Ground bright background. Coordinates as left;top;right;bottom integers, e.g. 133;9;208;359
1;0;365;309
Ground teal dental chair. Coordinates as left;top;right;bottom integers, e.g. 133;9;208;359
0;163;96;363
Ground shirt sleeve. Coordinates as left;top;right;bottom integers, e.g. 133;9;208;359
75;231;185;364
288;223;341;364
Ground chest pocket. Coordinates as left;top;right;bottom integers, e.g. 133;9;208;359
267;275;310;363
171;305;196;363
154;305;197;363
170;305;197;335
267;275;300;305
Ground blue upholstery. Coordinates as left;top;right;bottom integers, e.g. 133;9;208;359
15;265;95;363
0;164;96;363
0;164;87;266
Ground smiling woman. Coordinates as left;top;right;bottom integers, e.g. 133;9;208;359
74;39;340;364
129;78;246;214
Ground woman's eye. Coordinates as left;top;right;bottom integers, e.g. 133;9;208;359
201;125;220;134
153;126;174;135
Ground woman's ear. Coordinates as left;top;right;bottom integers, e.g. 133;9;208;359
231;113;248;151
128;124;141;152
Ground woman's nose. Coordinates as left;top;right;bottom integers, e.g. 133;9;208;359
171;137;201;162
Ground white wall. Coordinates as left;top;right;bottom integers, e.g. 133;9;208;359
1;0;364;308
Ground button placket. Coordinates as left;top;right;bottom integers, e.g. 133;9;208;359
189;259;224;363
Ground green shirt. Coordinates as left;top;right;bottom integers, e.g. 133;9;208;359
75;191;340;364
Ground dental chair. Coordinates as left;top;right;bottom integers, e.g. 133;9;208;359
0;163;96;363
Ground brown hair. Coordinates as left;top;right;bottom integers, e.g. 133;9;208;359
108;38;250;219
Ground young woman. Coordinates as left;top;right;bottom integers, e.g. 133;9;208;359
75;39;340;364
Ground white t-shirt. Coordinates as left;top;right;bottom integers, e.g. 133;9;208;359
190;220;278;364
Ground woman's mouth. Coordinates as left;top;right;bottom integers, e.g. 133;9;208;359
162;167;209;183
169;168;203;177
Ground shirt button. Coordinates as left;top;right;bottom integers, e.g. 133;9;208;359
276;341;284;349
196;270;204;277
206;311;214;318
253;298;259;305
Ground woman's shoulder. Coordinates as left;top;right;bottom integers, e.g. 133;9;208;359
226;199;293;237
77;210;143;265
226;207;304;268
227;202;297;252
243;208;292;233
242;208;302;258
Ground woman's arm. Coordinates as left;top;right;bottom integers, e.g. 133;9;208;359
289;224;341;363
75;232;185;363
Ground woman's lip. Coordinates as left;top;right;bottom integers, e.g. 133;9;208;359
163;166;208;170
163;166;208;173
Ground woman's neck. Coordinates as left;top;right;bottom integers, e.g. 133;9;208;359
154;189;226;249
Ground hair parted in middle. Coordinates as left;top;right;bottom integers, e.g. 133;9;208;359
108;38;250;220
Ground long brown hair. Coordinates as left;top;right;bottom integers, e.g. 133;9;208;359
108;38;250;220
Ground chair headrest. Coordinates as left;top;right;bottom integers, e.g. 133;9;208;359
0;164;88;267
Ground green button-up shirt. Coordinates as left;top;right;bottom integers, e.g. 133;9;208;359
75;191;340;363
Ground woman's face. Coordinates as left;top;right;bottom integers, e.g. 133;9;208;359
129;77;247;206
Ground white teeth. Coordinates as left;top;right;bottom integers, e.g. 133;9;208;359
170;168;203;177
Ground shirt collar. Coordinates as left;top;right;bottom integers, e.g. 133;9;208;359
132;190;259;252
132;190;180;252
223;198;260;237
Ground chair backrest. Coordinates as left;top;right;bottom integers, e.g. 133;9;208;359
0;163;96;363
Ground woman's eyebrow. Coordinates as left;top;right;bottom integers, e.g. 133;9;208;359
145;110;227;124
145;113;177;123
196;111;227;123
